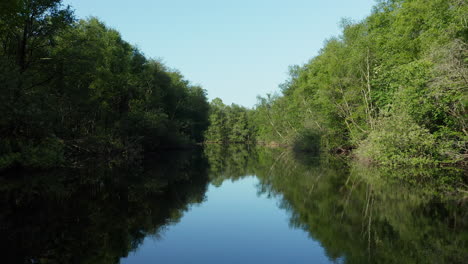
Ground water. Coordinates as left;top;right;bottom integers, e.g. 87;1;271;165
121;176;331;264
1;145;466;264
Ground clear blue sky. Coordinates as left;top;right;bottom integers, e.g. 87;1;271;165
63;0;376;108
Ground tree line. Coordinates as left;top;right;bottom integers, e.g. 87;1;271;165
1;0;466;170
204;98;256;143
0;0;210;169
248;0;467;166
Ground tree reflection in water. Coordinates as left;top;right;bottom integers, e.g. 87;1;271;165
0;150;210;264
1;145;466;264
205;144;468;264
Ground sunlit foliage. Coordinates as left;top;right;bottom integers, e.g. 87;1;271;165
252;0;467;166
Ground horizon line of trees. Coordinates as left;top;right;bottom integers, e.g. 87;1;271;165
2;0;467;170
204;98;257;143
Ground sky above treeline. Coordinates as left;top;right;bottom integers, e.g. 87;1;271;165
63;0;376;108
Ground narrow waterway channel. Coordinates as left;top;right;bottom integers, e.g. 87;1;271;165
1;145;466;264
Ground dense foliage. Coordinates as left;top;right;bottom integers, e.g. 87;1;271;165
0;0;210;169
204;98;256;143
251;0;467;166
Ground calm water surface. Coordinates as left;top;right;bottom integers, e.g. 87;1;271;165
1;145;466;264
122;176;332;264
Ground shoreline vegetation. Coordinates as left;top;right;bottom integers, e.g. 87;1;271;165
0;0;467;191
0;0;210;170
204;0;467;168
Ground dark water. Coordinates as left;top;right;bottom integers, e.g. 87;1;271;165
1;145;467;264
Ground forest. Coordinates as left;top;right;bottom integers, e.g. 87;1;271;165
248;0;467;167
0;0;210;169
204;98;256;143
1;0;467;170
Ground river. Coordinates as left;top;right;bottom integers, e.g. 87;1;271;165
1;145;466;263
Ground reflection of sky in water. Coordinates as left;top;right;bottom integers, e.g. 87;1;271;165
121;176;333;264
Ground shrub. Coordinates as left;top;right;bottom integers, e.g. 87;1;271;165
356;113;439;167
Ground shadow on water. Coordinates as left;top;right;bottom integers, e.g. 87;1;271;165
0;149;210;264
1;144;467;263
